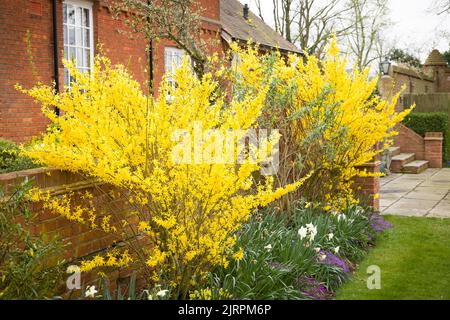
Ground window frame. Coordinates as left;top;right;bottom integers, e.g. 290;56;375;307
62;0;94;88
164;46;186;91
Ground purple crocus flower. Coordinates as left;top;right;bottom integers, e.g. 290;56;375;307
319;250;350;273
370;214;393;233
297;276;332;300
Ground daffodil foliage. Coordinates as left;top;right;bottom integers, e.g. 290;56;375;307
17;55;308;298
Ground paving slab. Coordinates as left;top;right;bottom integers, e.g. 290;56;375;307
383;198;439;217
404;191;445;201
427;203;450;218
380;198;399;207
380;168;450;218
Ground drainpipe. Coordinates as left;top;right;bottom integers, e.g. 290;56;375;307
147;0;154;95
149;38;154;95
52;0;60;115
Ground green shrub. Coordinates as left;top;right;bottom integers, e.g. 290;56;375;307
205;202;383;300
0;139;39;174
0;180;65;299
402;112;450;163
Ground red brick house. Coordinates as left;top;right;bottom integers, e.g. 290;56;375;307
0;0;300;143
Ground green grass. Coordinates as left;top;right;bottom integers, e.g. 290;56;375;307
336;216;450;300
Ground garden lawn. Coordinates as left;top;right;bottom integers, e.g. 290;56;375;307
336;216;450;300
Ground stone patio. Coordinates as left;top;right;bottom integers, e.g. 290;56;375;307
380;168;450;218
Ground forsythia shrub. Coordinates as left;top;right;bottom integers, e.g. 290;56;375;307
231;39;412;211
17;56;308;298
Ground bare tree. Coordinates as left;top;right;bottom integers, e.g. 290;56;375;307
345;0;390;71
108;0;208;78
431;0;450;14
271;0;297;43
254;0;353;58
294;0;354;58
254;0;266;21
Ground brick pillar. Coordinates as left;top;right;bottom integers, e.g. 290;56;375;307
424;132;443;168
353;161;381;211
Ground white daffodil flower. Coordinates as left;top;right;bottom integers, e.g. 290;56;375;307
328;233;334;240
298;227;308;240
156;289;169;298
314;247;321;253
307;224;317;241
318;253;327;261
334;246;340;254
85;285;98;298
264;244;273;252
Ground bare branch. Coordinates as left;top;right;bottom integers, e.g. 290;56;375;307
107;0;208;77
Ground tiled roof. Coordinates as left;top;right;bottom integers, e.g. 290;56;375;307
220;0;301;53
424;49;448;66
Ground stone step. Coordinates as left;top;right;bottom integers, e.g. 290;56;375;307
388;146;401;157
390;153;416;173
402;160;429;174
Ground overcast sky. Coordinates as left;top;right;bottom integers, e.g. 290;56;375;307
240;0;450;62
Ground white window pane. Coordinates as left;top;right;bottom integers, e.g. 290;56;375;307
82;8;89;27
64;46;68;60
75;28;82;46
64;69;70;86
76;7;82;26
83;28;90;47
76;48;83;67
63;4;67;24
69;47;76;60
63;26;68;45
83;49;90;68
68;27;75;45
67;5;75;25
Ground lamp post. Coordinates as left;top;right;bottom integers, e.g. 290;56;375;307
380;57;391;76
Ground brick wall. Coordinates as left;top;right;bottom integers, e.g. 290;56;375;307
0;0;55;142
352;152;381;211
424;132;444;168
1;163;384;295
0;0;223;143
391;66;435;98
393;124;426;160
393;124;443;168
0;167;144;294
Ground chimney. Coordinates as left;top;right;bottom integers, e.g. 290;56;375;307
243;4;249;20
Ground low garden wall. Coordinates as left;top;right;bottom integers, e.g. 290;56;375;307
0;168;141;295
353;161;381;210
0;163;381;294
393;124;444;168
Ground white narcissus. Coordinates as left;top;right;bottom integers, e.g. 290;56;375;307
85;285;98;298
298;226;308;240
157;289;169;298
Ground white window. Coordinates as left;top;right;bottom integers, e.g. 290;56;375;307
63;0;94;87
164;47;185;90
